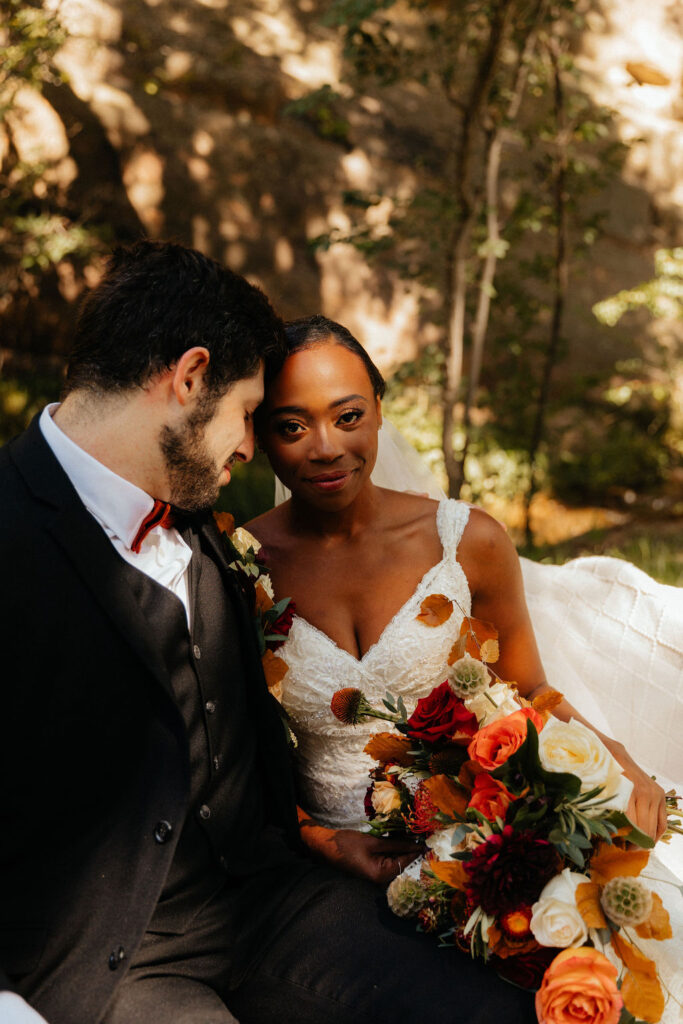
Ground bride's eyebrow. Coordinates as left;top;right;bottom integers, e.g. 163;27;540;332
270;394;367;417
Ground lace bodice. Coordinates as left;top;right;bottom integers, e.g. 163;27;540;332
279;499;471;829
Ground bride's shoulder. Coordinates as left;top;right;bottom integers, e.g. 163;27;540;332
457;504;520;587
244;504;290;553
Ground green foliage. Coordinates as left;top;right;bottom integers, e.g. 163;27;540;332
215;453;276;527
283;85;350;142
593;247;683;326
0;0;65;113
0;372;62;444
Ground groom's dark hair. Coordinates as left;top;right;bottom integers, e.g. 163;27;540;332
284;315;386;399
64;240;285;396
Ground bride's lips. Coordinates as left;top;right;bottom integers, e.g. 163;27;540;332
306;470;353;492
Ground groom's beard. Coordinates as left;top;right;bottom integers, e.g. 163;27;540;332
159;405;224;513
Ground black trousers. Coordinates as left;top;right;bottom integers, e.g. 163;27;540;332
102;869;535;1024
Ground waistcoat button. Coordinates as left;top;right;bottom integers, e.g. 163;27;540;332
205;700;216;714
153;820;173;844
108;946;125;970
199;804;211;820
193;643;201;660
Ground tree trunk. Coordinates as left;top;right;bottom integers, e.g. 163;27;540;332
440;0;517;497
524;40;569;544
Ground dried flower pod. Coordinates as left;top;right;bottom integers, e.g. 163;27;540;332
447;654;490;698
601;876;653;927
387;875;428;919
330;688;365;725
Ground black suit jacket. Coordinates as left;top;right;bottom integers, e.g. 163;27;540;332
0;417;301;1020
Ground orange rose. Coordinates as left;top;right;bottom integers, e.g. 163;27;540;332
535;947;622;1024
467;773;513;820
467;708;544;770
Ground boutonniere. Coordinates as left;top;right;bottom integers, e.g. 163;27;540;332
214;512;294;702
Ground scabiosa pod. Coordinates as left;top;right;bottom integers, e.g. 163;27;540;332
386;875;428;918
447;654;491;699
600;876;653;927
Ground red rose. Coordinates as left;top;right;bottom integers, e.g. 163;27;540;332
406;681;478;744
492;947;558;991
266;602;296;650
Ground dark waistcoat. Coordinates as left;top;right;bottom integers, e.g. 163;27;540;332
116;531;288;935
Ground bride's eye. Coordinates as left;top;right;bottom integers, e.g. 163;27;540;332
337;408;363;427
275;419;306;438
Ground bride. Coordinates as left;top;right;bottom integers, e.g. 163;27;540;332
246;315;682;1015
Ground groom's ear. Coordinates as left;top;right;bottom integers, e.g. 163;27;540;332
171;347;211;406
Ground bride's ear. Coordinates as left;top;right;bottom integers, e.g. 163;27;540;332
375;397;382;428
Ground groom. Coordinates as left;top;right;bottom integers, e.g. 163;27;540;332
0;241;534;1024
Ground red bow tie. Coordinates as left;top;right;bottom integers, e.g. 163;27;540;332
131;499;175;553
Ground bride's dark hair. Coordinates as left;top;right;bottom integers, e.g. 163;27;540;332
284;315;386;399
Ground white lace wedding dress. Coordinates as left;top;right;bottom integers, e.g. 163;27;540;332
278;498;683;1022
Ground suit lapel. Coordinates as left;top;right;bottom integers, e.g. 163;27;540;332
199;515;300;832
10;418;174;698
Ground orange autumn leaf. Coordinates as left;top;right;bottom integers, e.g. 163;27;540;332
575;882;607;928
261;650;288;690
611;930;657;977
417;593;453;626
479;638;500;664
255;581;274;614
423;774;468;818
532;689;564;714
363;733;415;767
636;892;673;941
447;635;468;665
459;616;498;659
589;842;650;884
429;858;469;890
213;511;235;535
611;931;665;1021
621;971;665;1024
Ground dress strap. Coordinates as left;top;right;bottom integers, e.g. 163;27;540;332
436;499;470;559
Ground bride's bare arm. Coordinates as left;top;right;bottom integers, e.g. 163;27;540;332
459;508;667;842
296;806;422;885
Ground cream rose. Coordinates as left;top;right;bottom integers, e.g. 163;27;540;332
537;717;633;812
464;681;520;726
231;526;261;558
530;868;590;948
371;780;402;815
425;824;460;861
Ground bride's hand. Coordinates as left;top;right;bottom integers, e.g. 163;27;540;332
298;810;422;884
613;743;668;842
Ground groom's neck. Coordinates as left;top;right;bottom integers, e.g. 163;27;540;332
52;388;168;498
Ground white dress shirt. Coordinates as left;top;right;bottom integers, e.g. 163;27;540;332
39;403;193;625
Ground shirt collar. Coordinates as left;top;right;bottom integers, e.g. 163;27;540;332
39;403;157;551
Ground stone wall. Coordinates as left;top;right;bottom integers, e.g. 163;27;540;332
2;0;681;385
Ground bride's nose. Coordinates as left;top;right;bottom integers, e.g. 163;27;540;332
309;423;344;461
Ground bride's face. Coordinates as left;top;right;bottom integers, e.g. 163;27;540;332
260;340;382;510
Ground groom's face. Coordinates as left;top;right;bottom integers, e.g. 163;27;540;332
160;366;264;511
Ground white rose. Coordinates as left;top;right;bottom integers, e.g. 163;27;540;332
231;526;261;558
425;824;461;861
530;868;590;948
465;682;520;726
371;780;402;815
538;717;633;812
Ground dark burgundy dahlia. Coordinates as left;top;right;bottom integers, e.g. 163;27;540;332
465;825;558;916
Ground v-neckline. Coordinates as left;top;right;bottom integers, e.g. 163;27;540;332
292;500;452;664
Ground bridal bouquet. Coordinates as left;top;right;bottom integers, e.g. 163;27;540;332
330;595;679;1024
214;512;292;700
